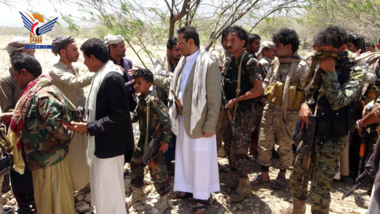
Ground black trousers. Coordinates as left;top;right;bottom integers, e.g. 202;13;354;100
10;165;35;209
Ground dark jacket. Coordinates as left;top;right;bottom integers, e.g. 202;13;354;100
87;72;134;162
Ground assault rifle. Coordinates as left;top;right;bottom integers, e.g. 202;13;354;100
142;123;162;166
221;83;235;133
342;154;375;199
358;104;374;175
301;115;317;188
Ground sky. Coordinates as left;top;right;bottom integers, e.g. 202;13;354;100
0;0;217;27
0;0;163;27
0;0;71;27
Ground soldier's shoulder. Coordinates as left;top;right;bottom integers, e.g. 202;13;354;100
151;96;167;110
246;55;260;66
37;84;64;100
1;68;13;81
297;59;309;71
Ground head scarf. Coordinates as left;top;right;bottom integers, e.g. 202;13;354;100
5;37;29;56
52;35;75;55
104;34;124;47
257;41;275;59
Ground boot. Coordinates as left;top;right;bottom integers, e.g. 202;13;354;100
230;178;252;202
154;194;170;214
127;187;145;206
224;171;239;190
286;198;306;214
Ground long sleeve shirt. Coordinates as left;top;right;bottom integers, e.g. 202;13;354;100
134;92;172;146
0;68;22;112
22;84;72;170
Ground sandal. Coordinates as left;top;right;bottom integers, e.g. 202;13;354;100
271;175;287;189
174;191;192;199
250;173;269;186
192;199;208;214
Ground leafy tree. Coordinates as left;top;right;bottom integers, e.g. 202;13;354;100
56;0;304;67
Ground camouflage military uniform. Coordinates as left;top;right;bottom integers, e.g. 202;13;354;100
22;84;72;170
289;51;364;214
223;53;264;178
258;57;273;79
20;78;75;214
258;56;308;170
212;49;228;156
130;92;172;195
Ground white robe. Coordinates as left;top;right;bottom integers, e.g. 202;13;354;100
173;51;220;200
90;155;126;214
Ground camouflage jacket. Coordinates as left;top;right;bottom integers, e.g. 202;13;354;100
22;84;72;170
222;52;265;102
133;92;172;146
306;52;364;110
263;54;308;89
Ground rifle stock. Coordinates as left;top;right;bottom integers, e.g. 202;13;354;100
221;83;235;132
301;115;317;188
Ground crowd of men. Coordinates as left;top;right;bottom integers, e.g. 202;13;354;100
0;24;379;214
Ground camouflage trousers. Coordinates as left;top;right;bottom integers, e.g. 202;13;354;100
130;143;170;195
224;110;256;178
257;104;298;170
289;135;347;214
216;108;227;153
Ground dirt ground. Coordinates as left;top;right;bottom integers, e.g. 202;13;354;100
0;33;372;214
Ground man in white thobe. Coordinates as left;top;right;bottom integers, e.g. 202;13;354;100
168;26;221;213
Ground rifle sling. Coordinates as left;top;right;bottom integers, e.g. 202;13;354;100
233;52;246;121
143;97;162;153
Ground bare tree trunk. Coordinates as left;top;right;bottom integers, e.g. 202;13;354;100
167;0;192;39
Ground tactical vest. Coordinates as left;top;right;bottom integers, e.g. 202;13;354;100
316;69;356;138
223;54;256;111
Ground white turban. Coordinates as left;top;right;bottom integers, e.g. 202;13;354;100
5;37;29;56
257;41;275;58
104;34;124;47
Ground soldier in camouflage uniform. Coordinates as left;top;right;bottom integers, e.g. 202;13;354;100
289;25;364;214
9;53;75;214
222;26;264;202
254;29;308;189
129;69;172;213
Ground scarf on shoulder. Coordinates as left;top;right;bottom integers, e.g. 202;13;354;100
267;55;302;140
85;60;123;166
8;74;52;174
169;47;210;135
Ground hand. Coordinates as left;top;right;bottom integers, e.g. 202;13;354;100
159;142;168;153
299;103;312;128
355;49;362;58
127;66;142;77
319;57;335;72
225;99;235;110
62;121;88;134
0;112;13;123
203;132;213;138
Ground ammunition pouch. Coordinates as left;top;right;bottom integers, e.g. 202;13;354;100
316;97;356;138
264;81;305;110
